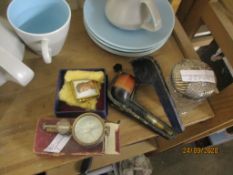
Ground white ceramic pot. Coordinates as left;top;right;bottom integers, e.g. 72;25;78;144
0;19;34;86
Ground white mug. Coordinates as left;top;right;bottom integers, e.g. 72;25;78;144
105;0;162;32
0;19;34;86
7;0;71;64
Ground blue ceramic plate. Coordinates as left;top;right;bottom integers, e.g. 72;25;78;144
84;21;168;53
86;28;167;57
84;0;175;50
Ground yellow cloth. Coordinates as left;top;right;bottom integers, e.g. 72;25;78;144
59;82;98;110
59;70;104;110
65;70;104;83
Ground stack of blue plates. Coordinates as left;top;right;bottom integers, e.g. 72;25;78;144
83;0;175;57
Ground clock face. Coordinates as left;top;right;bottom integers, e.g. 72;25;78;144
73;113;104;146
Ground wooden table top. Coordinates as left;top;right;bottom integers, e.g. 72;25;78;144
0;10;214;175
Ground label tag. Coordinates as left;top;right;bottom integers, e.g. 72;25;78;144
104;123;119;155
44;134;71;153
180;70;216;83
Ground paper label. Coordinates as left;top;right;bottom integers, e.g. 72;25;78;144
44;134;71;153
104;123;119;155
180;70;216;83
72;80;99;100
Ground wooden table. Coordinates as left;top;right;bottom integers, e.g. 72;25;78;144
0;9;215;175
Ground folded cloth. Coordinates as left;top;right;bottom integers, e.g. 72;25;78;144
65;70;104;83
59;70;104;110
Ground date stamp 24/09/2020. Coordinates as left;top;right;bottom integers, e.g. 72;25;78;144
182;147;219;154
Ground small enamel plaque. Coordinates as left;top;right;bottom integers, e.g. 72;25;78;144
72;80;99;101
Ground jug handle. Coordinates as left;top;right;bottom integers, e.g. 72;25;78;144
0;51;34;86
41;39;52;64
140;0;162;32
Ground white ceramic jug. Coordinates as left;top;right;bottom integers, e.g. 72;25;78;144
0;19;34;86
105;0;162;32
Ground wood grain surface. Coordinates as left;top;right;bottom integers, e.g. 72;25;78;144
202;1;233;69
0;8;214;175
47;140;157;175
219;0;233;21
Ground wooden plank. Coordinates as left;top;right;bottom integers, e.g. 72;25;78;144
157;84;233;152
181;0;206;38
77;0;84;9
171;0;182;13
0;0;78;13
66;0;78;10
192;35;213;47
0;9;214;175
47;140;157;175
156;0;233;152
177;0;196;23
157;115;233;152
0;0;78;12
210;2;233;39
0;0;9;16
202;1;233;70
173;18;200;60
219;0;233;22
77;0;181;11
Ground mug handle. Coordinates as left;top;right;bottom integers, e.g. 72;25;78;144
41;39;52;64
0;53;34;86
140;0;162;32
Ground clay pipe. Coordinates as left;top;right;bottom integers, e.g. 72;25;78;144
109;64;176;139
